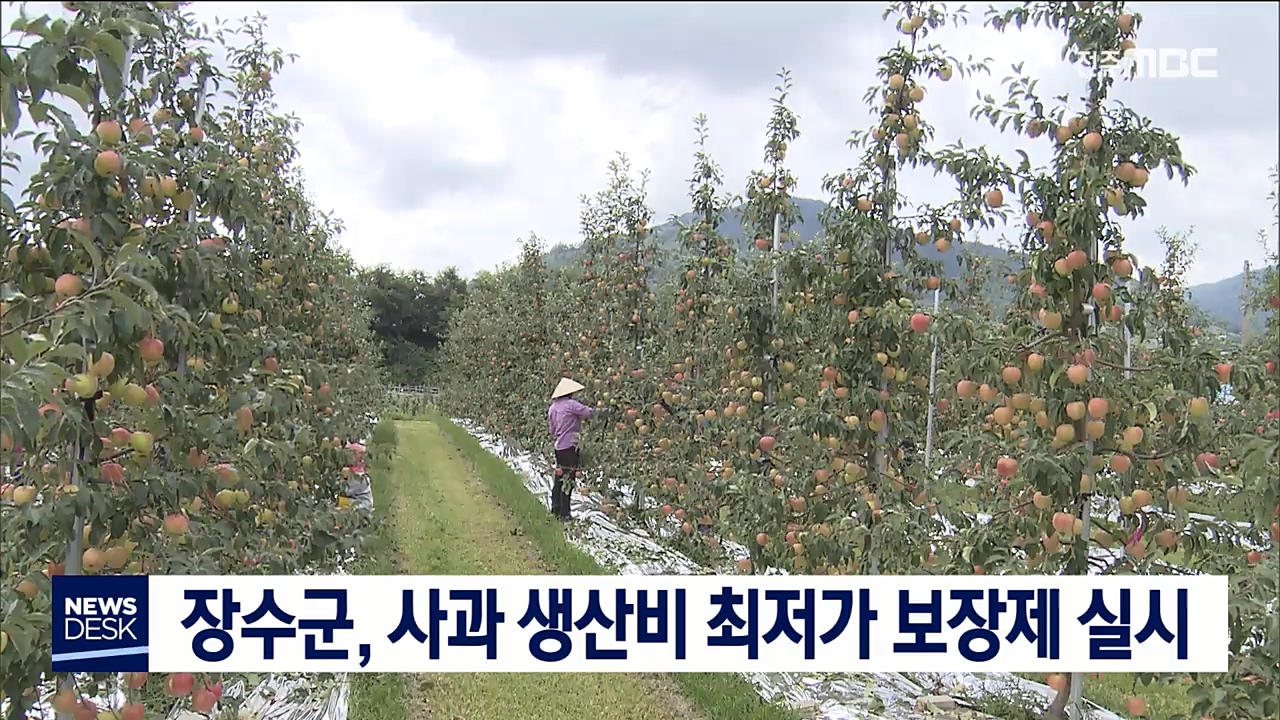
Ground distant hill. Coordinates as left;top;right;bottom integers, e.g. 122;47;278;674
544;196;1271;332
1185;270;1274;335
547;198;1015;275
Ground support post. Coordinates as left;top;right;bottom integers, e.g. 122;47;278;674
923;287;942;478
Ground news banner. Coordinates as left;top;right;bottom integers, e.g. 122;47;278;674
52;575;1228;674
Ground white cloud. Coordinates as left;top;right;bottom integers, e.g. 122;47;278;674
6;2;1277;286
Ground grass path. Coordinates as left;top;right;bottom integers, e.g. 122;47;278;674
353;419;794;720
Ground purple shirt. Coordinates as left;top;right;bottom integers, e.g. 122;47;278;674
548;397;593;451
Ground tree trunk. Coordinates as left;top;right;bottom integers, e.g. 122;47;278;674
1042;685;1068;720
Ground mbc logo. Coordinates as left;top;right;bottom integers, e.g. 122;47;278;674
1078;48;1218;80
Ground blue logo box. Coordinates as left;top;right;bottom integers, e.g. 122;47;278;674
52;575;150;672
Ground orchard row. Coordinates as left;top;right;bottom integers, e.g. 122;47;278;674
2;4;384;719
440;3;1278;719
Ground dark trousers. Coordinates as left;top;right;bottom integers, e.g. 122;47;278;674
552;446;579;520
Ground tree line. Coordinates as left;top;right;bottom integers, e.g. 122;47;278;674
360;264;469;385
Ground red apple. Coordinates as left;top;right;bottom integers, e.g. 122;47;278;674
996;457;1018;477
191;687;217;713
166;672;195;697
1214;363;1232;383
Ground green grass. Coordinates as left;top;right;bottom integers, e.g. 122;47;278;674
348;419;409;720
428;417;800;720
1015;672;1192;719
355;419;791;720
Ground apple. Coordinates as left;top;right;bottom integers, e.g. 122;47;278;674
1195;452;1218;472
909;313;931;333
191;688;217;713
1208;363;1233;385
1087;397;1109;418
996;457;1018;477
70;372;98;398
758;435;776;453
1110;454;1132;473
90;351;115;377
95;120;123;144
163;514;190;535
54;273;84;296
73;700;98;720
235;405;254;432
1188;397;1209;418
129;431;155;455
138;337;165;363
1051;512;1075;534
119;383;146;406
81;547;106;573
93;150;122;177
1132;489;1152;508
166;673;195;697
1066;364;1089;385
13;485;37;506
100;462;125;484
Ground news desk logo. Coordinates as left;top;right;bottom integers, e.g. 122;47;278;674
52;576;150;672
1079;47;1218;80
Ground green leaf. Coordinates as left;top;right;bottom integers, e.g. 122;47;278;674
3;332;30;366
93;49;124;103
69;227;105;281
53;83;91;111
91;31;127;71
0;187;15;217
0;60;21;135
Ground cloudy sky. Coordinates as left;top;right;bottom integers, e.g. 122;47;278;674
8;2;1279;285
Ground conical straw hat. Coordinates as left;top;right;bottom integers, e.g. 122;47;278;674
552;377;585;399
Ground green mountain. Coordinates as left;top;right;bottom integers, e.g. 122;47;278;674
543;196;1270;332
1185;271;1273;336
546;197;1019;282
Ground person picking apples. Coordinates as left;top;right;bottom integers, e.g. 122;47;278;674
339;440;373;514
547;377;612;521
